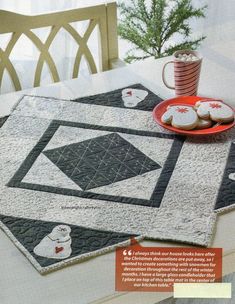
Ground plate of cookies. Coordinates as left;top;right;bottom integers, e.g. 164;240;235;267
153;96;235;136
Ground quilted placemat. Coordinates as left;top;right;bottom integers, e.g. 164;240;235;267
71;83;163;111
0;84;234;274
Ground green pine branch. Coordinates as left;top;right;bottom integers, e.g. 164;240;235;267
118;0;207;62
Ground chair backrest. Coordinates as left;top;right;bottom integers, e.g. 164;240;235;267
0;1;119;92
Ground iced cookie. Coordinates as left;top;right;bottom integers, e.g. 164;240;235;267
195;118;213;130
195;100;234;123
161;105;198;130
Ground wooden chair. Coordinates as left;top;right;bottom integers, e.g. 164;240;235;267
0;1;123;92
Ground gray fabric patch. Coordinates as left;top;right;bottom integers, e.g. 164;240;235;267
0;116;8;128
43;132;161;191
71;83;163;111
0;215;136;269
8;120;184;208
215;141;235;211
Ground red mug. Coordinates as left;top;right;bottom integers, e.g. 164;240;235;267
162;50;202;96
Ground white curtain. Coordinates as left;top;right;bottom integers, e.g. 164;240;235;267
192;0;235;46
0;0;102;94
191;0;235;74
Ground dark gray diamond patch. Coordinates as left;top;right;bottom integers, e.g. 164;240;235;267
43;133;161;191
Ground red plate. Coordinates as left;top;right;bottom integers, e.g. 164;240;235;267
153;96;235;136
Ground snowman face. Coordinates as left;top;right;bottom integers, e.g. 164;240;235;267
52;225;71;238
122;88;148;108
229;173;235;181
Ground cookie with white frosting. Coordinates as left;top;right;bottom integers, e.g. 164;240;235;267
161;105;198;130
195;118;213;130
195;100;234;123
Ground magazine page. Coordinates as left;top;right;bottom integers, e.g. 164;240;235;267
0;0;234;303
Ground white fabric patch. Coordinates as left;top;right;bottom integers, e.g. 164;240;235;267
122;88;148;108
33;225;72;259
23;154;82;191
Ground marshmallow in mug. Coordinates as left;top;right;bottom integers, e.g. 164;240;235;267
177;53;199;62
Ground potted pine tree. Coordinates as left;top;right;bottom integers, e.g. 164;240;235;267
118;0;207;63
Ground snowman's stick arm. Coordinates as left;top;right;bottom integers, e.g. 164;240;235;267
58;237;71;243
47;235;70;242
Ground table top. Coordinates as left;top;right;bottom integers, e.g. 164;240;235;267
0;54;235;304
1;50;235;118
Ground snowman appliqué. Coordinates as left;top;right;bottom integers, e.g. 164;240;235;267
228;142;235;181
34;225;72;259
122;88;148;108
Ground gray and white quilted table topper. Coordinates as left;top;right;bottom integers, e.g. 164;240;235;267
0;84;234;274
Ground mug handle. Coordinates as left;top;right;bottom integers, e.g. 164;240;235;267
162;61;175;90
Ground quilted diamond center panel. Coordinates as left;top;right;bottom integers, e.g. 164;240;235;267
43;133;161;191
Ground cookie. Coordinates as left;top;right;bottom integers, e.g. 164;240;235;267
195;118;213;130
195;100;234;123
161;105;198;130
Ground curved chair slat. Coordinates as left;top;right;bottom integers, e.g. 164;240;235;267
73;19;98;77
25;30;60;86
34;25;61;87
63;23;97;78
0;49;22;91
0;32;21;88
